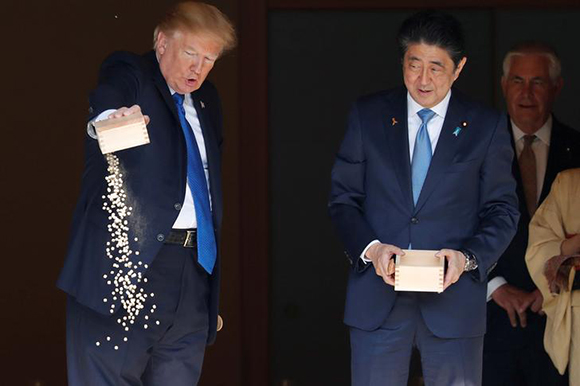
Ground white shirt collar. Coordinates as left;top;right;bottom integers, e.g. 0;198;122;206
168;86;194;107
511;115;552;146
407;90;452;120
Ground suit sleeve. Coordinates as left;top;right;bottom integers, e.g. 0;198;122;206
80;53;144;210
462;113;520;282
88;52;142;122
328;102;378;272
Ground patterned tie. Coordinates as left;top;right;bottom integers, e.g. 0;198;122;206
172;93;217;274
519;134;538;217
412;108;436;205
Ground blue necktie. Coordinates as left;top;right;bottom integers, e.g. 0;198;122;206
172;93;217;274
411;108;436;205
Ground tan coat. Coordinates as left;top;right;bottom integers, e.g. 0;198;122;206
526;168;580;384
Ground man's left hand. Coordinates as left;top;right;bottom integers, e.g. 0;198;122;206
436;249;466;291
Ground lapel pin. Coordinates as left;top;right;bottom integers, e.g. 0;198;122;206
200;101;205;109
453;121;468;137
392;117;398;126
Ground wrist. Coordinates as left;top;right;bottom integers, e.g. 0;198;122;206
460;249;478;272
366;243;380;261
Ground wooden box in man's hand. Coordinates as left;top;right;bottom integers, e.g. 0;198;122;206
395;250;444;293
94;112;150;154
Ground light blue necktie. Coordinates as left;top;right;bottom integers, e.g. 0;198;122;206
172;93;217;274
411;108;436;205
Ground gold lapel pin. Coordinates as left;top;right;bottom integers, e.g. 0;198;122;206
461;121;468;128
392;117;398;126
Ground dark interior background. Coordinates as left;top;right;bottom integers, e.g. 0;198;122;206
2;1;580;385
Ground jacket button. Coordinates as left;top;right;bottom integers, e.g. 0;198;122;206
156;233;165;242
411;217;419;224
174;203;182;211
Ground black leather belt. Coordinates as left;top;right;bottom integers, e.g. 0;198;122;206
165;229;197;248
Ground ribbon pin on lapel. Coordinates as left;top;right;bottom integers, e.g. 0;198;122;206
392;117;398;126
453;121;468;137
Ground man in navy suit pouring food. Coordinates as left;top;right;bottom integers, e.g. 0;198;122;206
57;2;235;385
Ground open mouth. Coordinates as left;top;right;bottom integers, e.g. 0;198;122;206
186;78;197;87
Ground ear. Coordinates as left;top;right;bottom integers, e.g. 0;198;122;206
453;57;467;80
156;31;168;55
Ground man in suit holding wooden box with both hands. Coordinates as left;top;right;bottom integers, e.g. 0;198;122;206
329;11;519;386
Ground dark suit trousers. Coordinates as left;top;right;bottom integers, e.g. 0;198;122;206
350;292;483;386
483;302;568;386
66;243;210;386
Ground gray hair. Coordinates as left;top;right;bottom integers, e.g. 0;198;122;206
502;41;561;82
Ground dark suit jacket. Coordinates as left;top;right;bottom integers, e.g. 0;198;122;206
57;51;224;343
486;116;580;346
329;87;519;338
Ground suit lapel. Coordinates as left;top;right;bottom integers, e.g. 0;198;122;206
506;120;531;223
147;49;219;208
383;89;414;210
541;118;570;202
146;51;182;125
191;90;218;167
191;90;220;208
414;92;465;213
510;116;570;217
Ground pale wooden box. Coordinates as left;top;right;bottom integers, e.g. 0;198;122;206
395;250;444;293
94;112;150;154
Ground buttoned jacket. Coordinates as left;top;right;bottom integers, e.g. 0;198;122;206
57;51;224;343
329;87;519;337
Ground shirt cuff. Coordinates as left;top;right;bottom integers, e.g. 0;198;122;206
487;276;507;302
360;240;380;264
87;109;116;139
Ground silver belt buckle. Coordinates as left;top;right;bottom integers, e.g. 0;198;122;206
184;230;195;247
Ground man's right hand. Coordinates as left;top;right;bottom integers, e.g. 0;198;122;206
366;243;405;286
108;104;150;125
491;284;542;328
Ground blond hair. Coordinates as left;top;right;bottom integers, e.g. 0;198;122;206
153;1;236;54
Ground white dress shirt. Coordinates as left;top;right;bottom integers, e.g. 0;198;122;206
486;116;552;300
90;88;211;230
360;91;452;263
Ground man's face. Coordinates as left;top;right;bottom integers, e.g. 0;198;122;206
501;54;562;134
403;43;466;108
156;30;223;94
